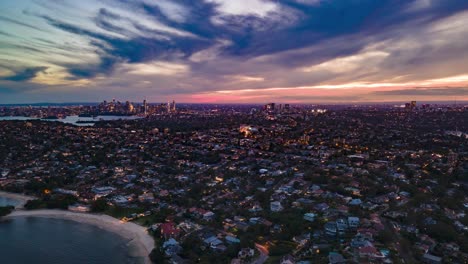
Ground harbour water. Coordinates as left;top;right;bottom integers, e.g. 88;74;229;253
0;115;143;126
0;196;20;207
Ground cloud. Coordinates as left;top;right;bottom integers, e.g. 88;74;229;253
2;67;48;82
373;87;468;96
302;51;390;74
0;0;468;103
0;30;14;37
207;0;278;17
36;12;209;78
120;61;189;76
0;15;45;31
293;0;322;5
145;0;189;23
66;56;118;79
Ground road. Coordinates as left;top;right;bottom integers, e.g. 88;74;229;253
251;243;269;264
381;218;415;264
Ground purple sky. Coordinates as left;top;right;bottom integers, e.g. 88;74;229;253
0;0;467;103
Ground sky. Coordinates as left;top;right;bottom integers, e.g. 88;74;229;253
0;0;467;104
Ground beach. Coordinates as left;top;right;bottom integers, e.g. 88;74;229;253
0;191;154;264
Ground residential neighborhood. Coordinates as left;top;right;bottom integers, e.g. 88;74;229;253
0;103;467;263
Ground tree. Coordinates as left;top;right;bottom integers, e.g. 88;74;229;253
149;247;166;264
376;229;394;245
304;170;328;184
24;199;44;210
91;198;109;212
46;195;78;209
426;222;458;242
0;206;14;217
269;242;295;256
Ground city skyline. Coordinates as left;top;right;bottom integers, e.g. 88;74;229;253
1;0;468;104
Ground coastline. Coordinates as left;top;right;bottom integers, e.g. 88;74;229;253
0;191;35;208
5;210;154;264
0;192;154;264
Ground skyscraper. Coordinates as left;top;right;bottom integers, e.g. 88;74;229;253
125;101;134;113
265;103;275;111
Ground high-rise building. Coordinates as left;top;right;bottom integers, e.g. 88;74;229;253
265;103;275;111
143;99;148;115
125;101;134;113
405;101;417;111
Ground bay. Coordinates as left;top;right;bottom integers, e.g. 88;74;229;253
0;217;137;264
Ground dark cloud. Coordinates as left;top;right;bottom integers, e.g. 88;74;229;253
138;0;219;38
2;67;48;82
39;12;211;78
66;56;119;79
93;9;128;35
0;30;14;37
36;0;468;76
373;87;468;96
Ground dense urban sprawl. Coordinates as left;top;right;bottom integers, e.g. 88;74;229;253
0;102;467;264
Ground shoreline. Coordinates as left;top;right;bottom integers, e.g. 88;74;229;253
0;191;154;264
5;210;154;264
0;191;35;208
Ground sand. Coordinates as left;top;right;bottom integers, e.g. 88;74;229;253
0;191;155;264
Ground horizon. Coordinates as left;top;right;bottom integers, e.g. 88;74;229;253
0;99;467;107
1;1;468;103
